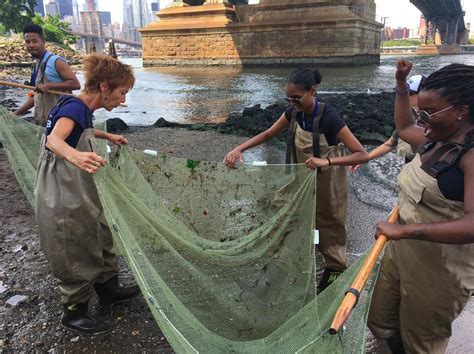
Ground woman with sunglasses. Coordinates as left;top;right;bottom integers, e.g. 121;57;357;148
368;59;474;353
224;68;369;291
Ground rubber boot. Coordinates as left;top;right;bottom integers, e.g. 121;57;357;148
61;302;110;335
94;276;140;306
317;267;344;293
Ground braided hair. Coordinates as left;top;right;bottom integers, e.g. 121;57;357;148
422;64;474;124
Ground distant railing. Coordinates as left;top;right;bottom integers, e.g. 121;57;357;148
71;30;141;47
116;48;143;58
381;44;474;54
381;46;418;54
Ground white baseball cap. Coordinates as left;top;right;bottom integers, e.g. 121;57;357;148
407;75;426;94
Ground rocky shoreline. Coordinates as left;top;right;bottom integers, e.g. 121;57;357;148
2;75;396;145
108;92;396;145
0;37;82;67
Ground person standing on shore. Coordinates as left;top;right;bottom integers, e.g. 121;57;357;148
14;24;80;126
368;59;474;353
349;74;426;172
35;54;139;335
223;68;369;292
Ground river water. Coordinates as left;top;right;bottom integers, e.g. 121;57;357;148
81;54;474;125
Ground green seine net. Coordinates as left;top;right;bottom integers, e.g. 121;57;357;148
0;106;380;353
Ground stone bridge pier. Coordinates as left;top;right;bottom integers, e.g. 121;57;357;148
80;36;106;54
141;0;383;67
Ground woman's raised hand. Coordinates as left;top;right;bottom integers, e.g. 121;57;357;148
395;59;413;83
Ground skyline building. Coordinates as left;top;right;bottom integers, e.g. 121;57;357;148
34;0;45;16
132;0;151;29
45;1;59;16
123;0;134;26
150;1;160;22
151;2;160;11
85;0;98;11
57;0;74;19
101;11;112;26
72;0;81;24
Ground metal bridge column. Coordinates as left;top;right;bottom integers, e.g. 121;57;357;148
424;18;430;45
454;16;460;44
445;20;450;44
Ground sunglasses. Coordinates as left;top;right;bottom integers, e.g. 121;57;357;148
285;91;309;105
411;105;455;125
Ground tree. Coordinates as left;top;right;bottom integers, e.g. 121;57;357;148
32;14;79;45
0;0;36;33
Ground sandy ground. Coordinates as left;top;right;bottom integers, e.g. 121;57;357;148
1;120;472;352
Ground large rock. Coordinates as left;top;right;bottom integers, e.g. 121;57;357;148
217;92;396;143
106;118;129;133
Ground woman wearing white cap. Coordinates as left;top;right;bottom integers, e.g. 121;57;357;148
349;74;426;172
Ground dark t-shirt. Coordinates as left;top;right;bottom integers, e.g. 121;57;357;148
45;96;94;148
284;102;346;146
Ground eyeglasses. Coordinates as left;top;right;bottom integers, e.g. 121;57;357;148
285;91;309;105
411;105;455;125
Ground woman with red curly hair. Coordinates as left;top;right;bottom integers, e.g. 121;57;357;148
35;54;138;335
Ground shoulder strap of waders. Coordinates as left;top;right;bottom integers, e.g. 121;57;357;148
285;108;298;164
416;140;434;155
312;102;325;158
38;52;54;84
420;142;465;178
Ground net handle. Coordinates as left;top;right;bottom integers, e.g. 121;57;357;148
329;205;400;335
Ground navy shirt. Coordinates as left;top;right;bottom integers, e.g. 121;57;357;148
284;102;346;146
45;96;94;148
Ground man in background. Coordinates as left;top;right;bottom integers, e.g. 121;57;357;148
14;24;80;126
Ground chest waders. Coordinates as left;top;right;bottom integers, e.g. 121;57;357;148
368;144;474;353
34;126;118;305
33;54;61;127
285;103;348;272
397;138;415;163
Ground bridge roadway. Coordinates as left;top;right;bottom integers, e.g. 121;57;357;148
71;30;142;48
410;0;466;44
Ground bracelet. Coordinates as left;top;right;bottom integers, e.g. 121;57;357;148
327;158;332;166
395;83;410;96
